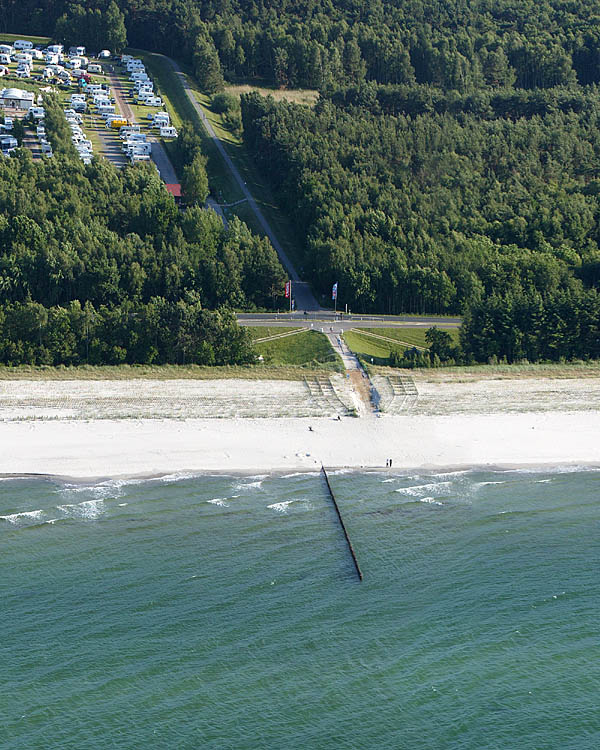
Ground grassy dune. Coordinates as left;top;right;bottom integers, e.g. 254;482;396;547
344;327;460;362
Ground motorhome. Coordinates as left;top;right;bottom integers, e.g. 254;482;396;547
46;44;64;55
97;104;115;115
0;45;13;56
15;53;33;65
69;46;86;57
87;63;102;74
98;50;111;59
28;106;45;120
45;52;60;65
159;126;177;138
0;54;11;65
119;125;140;138
0;134;18;151
13;40;33;51
130;153;151;164
153;112;170;125
66;58;82;70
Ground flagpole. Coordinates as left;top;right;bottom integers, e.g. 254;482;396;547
289;280;292;313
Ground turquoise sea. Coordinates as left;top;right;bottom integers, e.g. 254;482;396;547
1;469;598;749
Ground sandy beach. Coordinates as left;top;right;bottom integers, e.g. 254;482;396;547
1;376;599;478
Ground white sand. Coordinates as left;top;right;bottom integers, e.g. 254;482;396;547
0;378;599;478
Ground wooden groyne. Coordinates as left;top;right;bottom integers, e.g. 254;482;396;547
321;465;363;581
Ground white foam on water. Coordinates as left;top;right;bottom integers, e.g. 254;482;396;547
267;500;294;513
118;503;128;507
57;498;105;519
0;509;44;524
151;471;203;484
207;498;229;507
58;482;122;501
419;497;443;506
475;481;507;488
235;480;263;491
395;481;451;496
280;471;321;479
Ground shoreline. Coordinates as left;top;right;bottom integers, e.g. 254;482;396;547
2;376;600;480
1;410;599;480
2;459;600;485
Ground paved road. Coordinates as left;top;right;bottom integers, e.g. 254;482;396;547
151;140;178;182
158;53;320;311
238;312;461;330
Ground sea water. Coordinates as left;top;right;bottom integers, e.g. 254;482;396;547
1;469;598;749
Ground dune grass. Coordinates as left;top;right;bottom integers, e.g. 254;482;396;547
376;361;600;382
0;363;338;381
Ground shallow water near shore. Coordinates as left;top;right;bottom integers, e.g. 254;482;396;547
1;469;599;748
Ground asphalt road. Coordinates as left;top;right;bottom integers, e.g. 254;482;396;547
237;312;461;330
159;54;321;311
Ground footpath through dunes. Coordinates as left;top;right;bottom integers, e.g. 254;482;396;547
153;52;320;311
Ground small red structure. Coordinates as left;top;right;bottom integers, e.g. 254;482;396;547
165;183;182;204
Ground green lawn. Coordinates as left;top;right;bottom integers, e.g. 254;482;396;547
0;33;51;45
245;327;300;341
249;329;340;369
344;327;460;364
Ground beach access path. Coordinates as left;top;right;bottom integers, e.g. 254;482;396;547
326;331;375;415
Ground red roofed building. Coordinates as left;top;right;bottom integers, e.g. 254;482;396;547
165;183;182;204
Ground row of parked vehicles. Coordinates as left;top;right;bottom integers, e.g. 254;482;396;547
120;55;177;139
0;41;110;83
65;96;94;164
0;116;17;156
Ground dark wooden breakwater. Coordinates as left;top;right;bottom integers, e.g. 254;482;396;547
321;465;363;581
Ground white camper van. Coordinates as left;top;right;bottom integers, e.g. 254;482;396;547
13;40;33;51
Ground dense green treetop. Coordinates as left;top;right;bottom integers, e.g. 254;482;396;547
3;0;600;89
